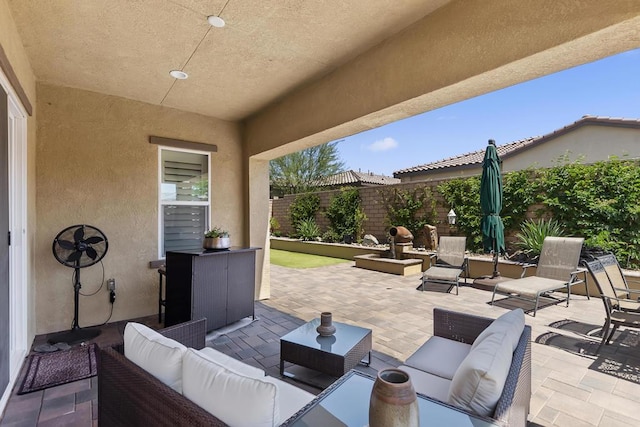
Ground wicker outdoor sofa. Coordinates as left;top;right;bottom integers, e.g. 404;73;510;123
98;318;314;426
98;318;227;426
398;308;532;427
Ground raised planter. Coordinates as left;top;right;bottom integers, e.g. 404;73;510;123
354;254;423;276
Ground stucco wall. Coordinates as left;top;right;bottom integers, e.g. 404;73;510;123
504;126;640;172
398;125;640;182
0;0;37;346
35;84;243;334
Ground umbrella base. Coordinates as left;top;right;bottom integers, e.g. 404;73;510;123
472;275;510;292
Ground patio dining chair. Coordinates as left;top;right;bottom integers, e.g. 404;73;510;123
598;253;640;309
584;259;640;353
491;236;584;316
418;236;468;295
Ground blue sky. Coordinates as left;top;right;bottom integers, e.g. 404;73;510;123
335;48;640;177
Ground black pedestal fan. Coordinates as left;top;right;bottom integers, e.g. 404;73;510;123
48;224;109;345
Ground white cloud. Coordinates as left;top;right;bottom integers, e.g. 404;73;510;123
367;137;398;152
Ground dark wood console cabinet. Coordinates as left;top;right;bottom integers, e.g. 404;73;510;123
164;247;260;332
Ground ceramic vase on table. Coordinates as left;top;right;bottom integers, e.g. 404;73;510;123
316;312;336;336
369;368;419;427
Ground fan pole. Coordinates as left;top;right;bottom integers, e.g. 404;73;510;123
72;263;81;330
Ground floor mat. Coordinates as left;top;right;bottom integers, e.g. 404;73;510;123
18;343;98;394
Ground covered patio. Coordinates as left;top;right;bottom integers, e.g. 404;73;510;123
2;0;640;423
3;263;640;426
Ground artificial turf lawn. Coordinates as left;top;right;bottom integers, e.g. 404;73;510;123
270;249;350;268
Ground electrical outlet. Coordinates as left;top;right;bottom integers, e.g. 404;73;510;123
107;278;116;291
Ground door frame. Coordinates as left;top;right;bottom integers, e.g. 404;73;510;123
0;66;28;412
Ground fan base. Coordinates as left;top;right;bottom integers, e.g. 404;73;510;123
47;328;101;345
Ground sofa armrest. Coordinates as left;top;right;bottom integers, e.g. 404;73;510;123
433;308;493;344
98;346;225;426
159;318;207;350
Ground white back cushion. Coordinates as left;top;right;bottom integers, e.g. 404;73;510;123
124;322;187;393
472;308;525;353
448;332;513;417
198;347;265;378
182;348;278;427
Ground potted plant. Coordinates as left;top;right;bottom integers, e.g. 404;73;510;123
203;227;231;250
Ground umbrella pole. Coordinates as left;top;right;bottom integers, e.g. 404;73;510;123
492;238;500;278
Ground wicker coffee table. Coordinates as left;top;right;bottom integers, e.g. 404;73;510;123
280;318;372;382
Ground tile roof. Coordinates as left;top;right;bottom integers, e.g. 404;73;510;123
314;170;400;187
394;115;640;176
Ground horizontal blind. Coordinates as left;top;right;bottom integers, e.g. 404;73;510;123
163;205;207;253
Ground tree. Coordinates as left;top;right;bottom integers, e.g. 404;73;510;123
270;142;345;195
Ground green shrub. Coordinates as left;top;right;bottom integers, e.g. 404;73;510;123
322;230;341;243
515;218;565;257
269;216;280;235
325;187;367;242
378;186;436;246
296;218;320;241
289;193;320;231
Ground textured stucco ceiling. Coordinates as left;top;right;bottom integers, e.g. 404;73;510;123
7;0;450;121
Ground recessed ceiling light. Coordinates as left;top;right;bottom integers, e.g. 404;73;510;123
169;70;188;80
207;15;225;28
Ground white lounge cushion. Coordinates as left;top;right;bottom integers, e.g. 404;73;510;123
199;347;265;378
471;308;525;353
182;348;278;427
398;365;451;403
124;322;187;393
404;336;471;380
262;376;314;423
448;331;513;417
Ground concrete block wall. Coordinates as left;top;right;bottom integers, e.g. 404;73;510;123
270;179;455;243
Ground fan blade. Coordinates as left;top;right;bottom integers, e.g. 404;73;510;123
67;250;83;263
57;239;75;250
74;227;85;242
86;247;98;260
84;236;104;244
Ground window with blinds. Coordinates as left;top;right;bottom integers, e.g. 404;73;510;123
160;149;209;257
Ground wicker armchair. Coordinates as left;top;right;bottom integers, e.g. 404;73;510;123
431;308;532;427
98;318;228;426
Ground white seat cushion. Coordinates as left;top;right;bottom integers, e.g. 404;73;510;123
262;376;314;423
199;347;265;378
404;336;471;380
448;331;513;417
471;308;525;353
124;322;187;393
182;348;278;427
398;365;452;403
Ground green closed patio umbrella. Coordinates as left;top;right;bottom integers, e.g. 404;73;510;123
480;139;505;278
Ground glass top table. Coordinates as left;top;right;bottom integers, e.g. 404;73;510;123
280;319;372;383
281;370;502;426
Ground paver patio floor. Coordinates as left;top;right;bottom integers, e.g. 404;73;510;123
2;261;640;426
263;263;640;427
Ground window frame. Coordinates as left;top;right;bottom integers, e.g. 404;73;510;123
157;146;211;259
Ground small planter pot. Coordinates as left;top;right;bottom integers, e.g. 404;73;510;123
203;237;231;250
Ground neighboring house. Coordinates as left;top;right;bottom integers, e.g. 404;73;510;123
394;116;640;182
271;170;398;198
1;0;637;411
313;170;400;190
